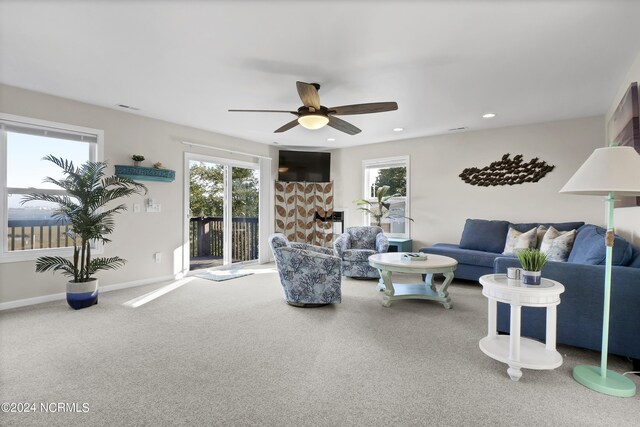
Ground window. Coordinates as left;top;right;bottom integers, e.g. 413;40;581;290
362;155;410;238
0;114;103;262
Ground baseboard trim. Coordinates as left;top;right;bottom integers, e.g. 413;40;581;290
0;275;175;311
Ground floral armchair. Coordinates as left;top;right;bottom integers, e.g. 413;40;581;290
268;233;342;307
333;226;389;278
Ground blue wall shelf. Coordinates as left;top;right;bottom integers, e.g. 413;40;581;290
115;165;175;182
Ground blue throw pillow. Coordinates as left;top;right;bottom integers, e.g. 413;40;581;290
568;224;633;266
459;219;510;253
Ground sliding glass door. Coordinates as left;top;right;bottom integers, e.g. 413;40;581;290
187;155;259;271
231;166;259;264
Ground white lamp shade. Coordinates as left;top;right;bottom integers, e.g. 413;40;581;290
298;114;329;130
560;146;640;196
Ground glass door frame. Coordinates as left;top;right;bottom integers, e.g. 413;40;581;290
183;152;260;272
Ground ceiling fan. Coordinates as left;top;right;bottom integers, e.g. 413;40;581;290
229;81;398;135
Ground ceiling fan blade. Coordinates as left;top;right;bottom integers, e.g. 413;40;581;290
296;81;321;110
328;116;361;135
274;118;300;133
229;109;297;114
329;102;398;115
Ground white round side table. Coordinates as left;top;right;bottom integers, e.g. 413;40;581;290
479;274;565;381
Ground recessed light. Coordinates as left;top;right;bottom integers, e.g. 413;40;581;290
393;127;404;132
482;113;496;119
327;138;336;142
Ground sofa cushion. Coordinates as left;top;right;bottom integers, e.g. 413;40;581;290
511;221;585;233
347;226;382;249
459;219;510;253
540;226;577;262
568;224;633;266
502;227;537;255
627;246;640;268
343;249;376;262
421;243;503;268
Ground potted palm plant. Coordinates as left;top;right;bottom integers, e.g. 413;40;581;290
353;185;414;228
22;155;147;309
516;248;548;286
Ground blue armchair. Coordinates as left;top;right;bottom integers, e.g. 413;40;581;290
333;226;389;278
268;233;342;307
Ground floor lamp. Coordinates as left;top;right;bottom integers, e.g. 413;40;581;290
560;146;640;398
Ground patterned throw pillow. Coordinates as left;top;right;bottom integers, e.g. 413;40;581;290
535;225;548;249
502;227;537;256
540;226;577;262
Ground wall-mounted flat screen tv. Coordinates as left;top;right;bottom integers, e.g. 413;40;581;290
278;150;331;182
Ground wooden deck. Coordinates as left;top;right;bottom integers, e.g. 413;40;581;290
190;256;224;271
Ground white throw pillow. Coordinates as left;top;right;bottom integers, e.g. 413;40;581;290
502;227;537;256
540;226;577;262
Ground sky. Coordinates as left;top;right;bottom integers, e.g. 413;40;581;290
7;132;91;209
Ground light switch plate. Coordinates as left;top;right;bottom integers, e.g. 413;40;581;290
146;203;161;213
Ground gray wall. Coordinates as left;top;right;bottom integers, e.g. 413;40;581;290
0;84;278;304
330;116;605;251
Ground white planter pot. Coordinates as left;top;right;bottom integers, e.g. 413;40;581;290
66;278;99;309
521;270;542;286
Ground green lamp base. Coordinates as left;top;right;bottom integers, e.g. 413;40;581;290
573;365;636;398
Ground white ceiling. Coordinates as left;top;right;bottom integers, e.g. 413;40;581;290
1;1;640;149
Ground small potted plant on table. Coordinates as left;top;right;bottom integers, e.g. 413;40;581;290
22;156;147;309
516;248;548;286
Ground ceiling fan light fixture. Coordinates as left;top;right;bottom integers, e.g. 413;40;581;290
298;114;329;130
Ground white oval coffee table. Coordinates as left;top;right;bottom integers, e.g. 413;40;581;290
368;253;457;308
479;274;565;381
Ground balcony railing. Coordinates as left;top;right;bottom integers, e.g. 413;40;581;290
189;216;259;263
7;219;72;251
6;217;260;265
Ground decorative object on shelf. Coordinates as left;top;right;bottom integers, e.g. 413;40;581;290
153;162;164;169
353;185;414;227
459;153;555;187
131;154;145;167
115;165;175;182
401;252;428;261
515;248;547;285
274;181;334;247
560;146;640;398
22;156;147;310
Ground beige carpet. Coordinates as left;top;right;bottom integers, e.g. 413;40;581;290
1;264;638;426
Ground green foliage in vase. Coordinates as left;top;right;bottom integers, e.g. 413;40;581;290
131;155;145;162
22;156;147;283
353;185;413;227
516;248;548;272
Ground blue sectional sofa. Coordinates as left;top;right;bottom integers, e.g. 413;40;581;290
419;219;640;364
